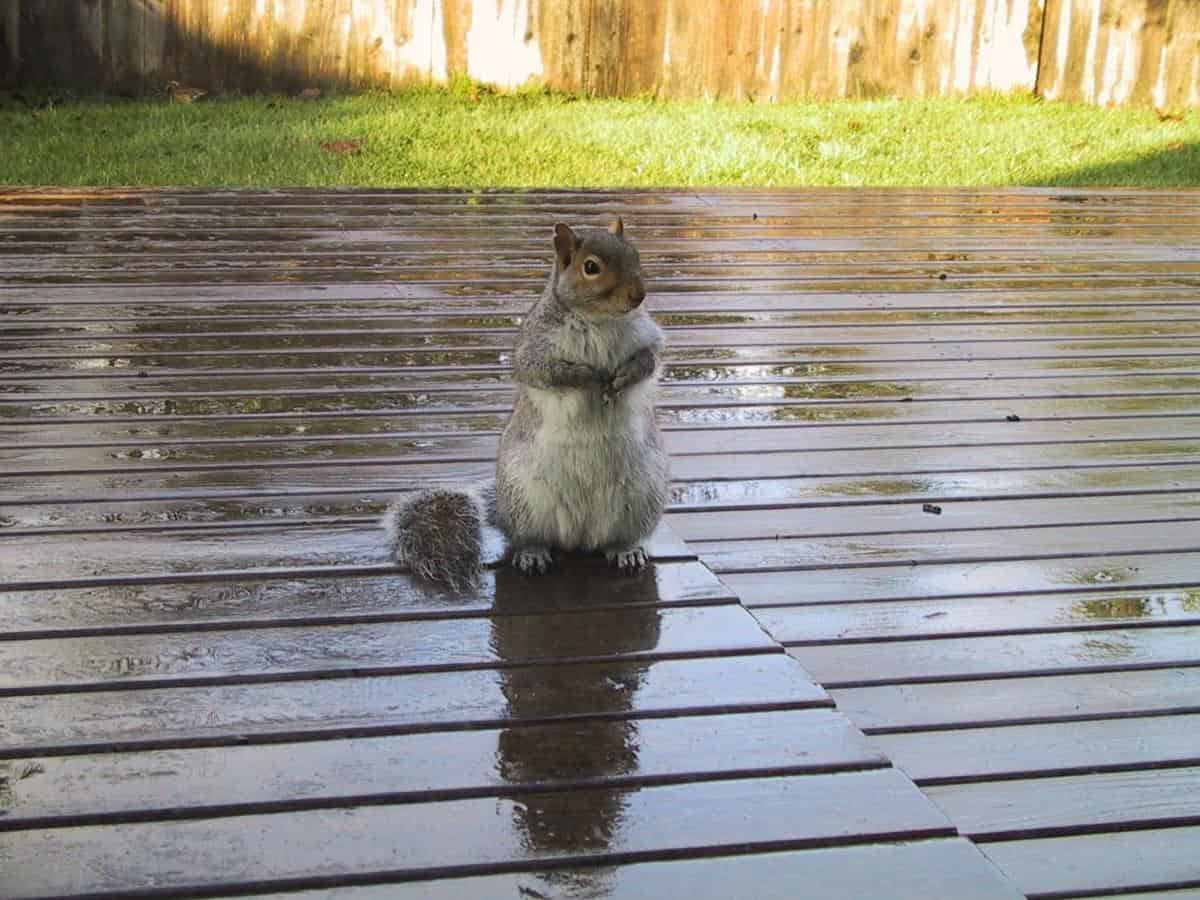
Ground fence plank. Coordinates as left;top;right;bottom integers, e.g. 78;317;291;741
1038;0;1200;108
7;0;1061;101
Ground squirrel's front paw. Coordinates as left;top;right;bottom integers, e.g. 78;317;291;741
606;546;647;575
613;348;657;388
512;545;553;575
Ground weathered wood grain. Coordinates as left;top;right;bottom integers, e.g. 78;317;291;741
983;825;1200;897
9;375;1200;414
834;666;1200;732
6;340;1200;384
752;586;1200;644
4;220;1198;241
877;713;1200;782
13;257;1200;282
5;243;1200;266
0;770;953;900
675;491;1200;545
9;322;1200;355
725;550;1200;608
928;765;1200;839
0;560;735;637
3;393;1198;435
0;708;883;829
1038;0;1200;108
9;308;1200;345
0;519;693;586
241;839;1026;900
2;404;1197;454
698;520;1200;576
2;412;1197;466
6;287;1200;318
5;186;1199;899
7;440;1198;505
0;604;776;694
5;412;1197;465
0;652;829;756
6;425;1196;477
3;507;1197;585
791;626;1200;688
8;463;1199;535
0;0;1049;102
8;214;1200;233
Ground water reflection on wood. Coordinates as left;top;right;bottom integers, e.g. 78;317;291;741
3;187;1198;898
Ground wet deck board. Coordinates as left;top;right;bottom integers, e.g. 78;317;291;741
792;626;1200;687
243;839;1024;900
6;463;1200;538
877;714;1200;783
6;428;1199;475
834;666;1200;732
6;516;1200;587
689;522;1200;575
4;396;1196;437
1;771;954;899
752;587;1200;642
0;561;736;635
9;372;1200;410
9;326;1200;357
0;653;831;758
722;550;1200;607
0;604;779;694
4;378;1199;423
3;411;1197;463
11;306;1200;338
5;187;1200;898
0;708;883;830
0;523;687;586
6;295;1200;326
6;341;1200;380
982;826;1200;898
925;766;1200;839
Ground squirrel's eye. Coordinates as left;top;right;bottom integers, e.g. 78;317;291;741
583;258;602;276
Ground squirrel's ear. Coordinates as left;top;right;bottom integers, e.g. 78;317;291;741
553;223;579;268
607;217;624;237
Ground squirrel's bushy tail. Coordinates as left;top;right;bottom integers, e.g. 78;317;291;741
382;487;488;590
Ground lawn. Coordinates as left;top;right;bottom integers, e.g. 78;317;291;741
2;87;1196;187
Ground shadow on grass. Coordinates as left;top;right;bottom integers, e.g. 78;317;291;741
1035;142;1200;189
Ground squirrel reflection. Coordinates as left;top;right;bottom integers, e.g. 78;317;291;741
489;560;663;890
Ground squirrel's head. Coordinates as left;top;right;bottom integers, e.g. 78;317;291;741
550;218;647;319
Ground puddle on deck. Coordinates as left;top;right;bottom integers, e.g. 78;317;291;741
1067;590;1200;622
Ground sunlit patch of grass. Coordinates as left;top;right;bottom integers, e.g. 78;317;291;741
2;89;1197;187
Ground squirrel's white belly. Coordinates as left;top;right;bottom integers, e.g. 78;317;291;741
507;383;665;551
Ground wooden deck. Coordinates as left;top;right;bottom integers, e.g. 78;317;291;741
1;187;1199;899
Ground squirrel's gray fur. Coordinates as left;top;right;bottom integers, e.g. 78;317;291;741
381;486;491;591
383;218;669;588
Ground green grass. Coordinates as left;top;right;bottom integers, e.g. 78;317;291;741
3;88;1197;187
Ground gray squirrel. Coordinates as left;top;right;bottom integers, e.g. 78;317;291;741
383;217;670;589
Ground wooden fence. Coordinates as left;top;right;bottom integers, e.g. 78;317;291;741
1;0;1196;106
1038;0;1199;107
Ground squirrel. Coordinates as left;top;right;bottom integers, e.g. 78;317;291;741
383;217;670;589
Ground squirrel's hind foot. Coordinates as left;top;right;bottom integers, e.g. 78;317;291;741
606;546;648;575
512;545;554;575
